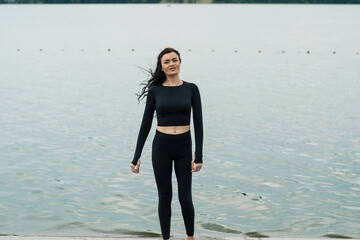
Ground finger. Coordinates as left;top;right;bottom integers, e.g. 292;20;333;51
191;158;195;170
193;164;202;172
130;163;139;174
132;159;140;173
192;162;197;172
130;165;136;173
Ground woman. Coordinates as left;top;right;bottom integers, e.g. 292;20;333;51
130;47;203;240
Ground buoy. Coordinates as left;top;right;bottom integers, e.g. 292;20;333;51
307;50;310;54
108;49;111;52
333;51;336;54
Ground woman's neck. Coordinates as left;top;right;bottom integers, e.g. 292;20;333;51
163;75;181;86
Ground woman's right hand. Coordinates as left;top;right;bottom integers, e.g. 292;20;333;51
130;159;141;174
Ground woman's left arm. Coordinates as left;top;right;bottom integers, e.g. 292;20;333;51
192;83;203;170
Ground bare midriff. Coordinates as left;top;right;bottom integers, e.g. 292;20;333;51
156;125;190;135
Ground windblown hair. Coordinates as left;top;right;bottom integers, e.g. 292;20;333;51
136;47;182;103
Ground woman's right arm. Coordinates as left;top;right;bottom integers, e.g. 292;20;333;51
132;87;155;166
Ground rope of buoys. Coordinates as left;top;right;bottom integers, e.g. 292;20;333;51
11;48;360;55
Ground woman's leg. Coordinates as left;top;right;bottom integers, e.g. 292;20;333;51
152;132;173;240
174;135;194;237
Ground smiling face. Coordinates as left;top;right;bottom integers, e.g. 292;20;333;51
161;51;181;77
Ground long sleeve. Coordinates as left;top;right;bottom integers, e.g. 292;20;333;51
192;83;203;163
132;87;155;165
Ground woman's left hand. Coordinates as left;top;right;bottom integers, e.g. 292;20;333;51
191;157;202;172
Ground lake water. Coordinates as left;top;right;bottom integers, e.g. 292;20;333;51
0;3;360;239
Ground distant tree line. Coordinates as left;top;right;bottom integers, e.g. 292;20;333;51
2;0;360;3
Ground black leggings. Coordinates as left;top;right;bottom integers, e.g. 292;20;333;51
152;129;194;240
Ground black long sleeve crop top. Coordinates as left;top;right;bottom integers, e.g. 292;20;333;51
132;80;203;165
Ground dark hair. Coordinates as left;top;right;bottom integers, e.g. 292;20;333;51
136;47;181;103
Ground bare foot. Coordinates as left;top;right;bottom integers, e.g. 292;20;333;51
187;236;194;240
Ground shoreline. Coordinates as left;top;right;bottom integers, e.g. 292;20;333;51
0;237;360;240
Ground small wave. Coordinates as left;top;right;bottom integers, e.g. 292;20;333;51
54;222;87;229
245;231;270;238
201;223;242;234
90;228;161;237
52;222;160;237
323;234;352;239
